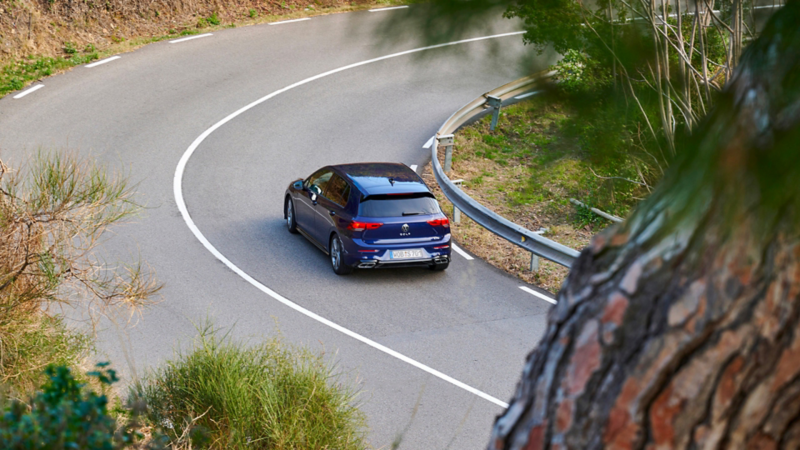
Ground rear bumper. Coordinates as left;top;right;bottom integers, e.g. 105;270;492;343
356;254;450;269
343;236;451;269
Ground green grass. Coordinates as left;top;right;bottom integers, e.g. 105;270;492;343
1;0;415;99
1;53;98;98
134;323;367;449
459;95;648;229
0;314;93;398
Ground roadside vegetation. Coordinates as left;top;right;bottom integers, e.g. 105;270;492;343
0;0;407;97
0;154;367;448
424;89;650;292
0;153;159;397
134;323;367;450
417;0;755;290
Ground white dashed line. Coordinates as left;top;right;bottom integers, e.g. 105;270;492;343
410;164;418;172
169;33;213;44
423;135;435;149
13;84;44;99
451;243;474;260
86;56;121;68
268;18;311;25
369;5;409;11
519;286;557;304
514;90;542;100
175;32;526;410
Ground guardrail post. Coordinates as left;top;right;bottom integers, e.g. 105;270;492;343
439;134;455;173
530;253;540;272
486;95;502;131
452;179;464;223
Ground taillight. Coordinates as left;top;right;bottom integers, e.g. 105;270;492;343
433;245;450;249
348;221;383;231
427;217;450;228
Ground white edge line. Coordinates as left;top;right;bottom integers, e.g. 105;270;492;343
520;286;557;305
423;135;435;149
86;56;121;68
369;5;409;11
169;33;213;44
451;243;474;261
268;17;312;25
174;31;525;410
13;84;45;99
409;164;418;172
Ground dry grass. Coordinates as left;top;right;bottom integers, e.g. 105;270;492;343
422;98;614;293
422;165;585;293
1;0;403;94
0;154;160;395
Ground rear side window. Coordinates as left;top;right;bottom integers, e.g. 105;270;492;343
324;174;350;207
358;195;440;217
306;170;333;194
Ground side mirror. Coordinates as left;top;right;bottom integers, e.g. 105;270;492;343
293;181;303;190
311;193;318;203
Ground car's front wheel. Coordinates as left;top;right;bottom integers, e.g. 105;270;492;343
286;197;298;234
330;235;353;275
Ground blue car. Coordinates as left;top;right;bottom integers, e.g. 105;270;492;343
284;163;452;275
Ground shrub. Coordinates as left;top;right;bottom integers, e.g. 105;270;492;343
63;42;77;55
135;324;367;449
0;363;153;449
0;314;93;397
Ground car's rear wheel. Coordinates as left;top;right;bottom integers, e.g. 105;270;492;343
330;235;353;275
430;262;449;271
286;197;298;234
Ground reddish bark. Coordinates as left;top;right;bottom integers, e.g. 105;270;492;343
488;2;800;449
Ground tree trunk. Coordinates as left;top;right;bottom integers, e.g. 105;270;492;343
488;2;800;449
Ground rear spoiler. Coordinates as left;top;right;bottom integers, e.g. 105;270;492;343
360;192;435;202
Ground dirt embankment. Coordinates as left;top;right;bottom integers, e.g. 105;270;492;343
0;0;371;65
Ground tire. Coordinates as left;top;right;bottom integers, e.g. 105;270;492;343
430;262;449;271
330;235;353;275
286;197;298;234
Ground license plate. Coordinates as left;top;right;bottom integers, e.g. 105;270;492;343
391;249;424;259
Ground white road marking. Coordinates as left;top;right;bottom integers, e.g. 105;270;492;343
451;243;474;261
423;135;435;149
410;164;418;172
268;18;311;25
519;286;557;304
169;33;213;44
86;56;121;68
175;31;525;410
514;90;541;100
369;5;409;11
13;84;44;99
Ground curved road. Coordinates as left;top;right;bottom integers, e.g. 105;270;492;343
0;10;557;449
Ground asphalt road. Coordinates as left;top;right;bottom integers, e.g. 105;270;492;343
0;9;558;449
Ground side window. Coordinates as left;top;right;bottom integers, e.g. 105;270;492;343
306;170;333;196
323;174;350;207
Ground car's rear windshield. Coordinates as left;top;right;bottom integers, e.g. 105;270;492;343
358;194;440;217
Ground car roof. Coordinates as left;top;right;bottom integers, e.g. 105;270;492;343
332;163;430;196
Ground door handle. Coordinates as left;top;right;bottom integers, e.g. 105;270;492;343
329;210;336;216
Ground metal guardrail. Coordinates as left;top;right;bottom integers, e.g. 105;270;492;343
430;72;581;268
